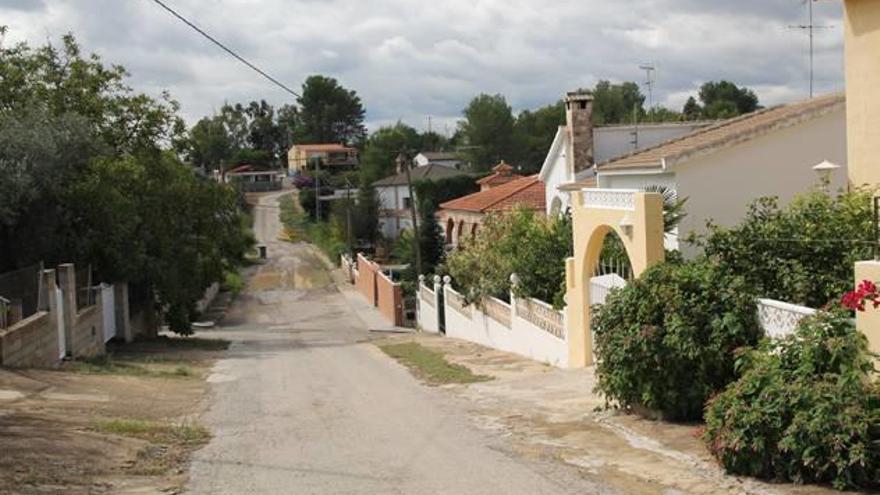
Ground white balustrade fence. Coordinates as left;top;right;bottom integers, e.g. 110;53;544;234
416;277;441;334
756;298;816;339
582;188;638;211
420;280;568;368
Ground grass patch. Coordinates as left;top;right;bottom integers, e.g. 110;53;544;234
222;270;245;297
94;419;210;446
63;355;195;379
379;342;492;385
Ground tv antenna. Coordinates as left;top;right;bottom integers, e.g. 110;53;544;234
639;64;655;122
789;0;832;98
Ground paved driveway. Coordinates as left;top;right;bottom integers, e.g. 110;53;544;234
186;190;605;494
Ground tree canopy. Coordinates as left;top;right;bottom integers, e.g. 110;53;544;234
0;32;252;334
459;94;516;171
294;75;367;145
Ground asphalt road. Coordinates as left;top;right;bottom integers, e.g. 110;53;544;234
186;190;604;494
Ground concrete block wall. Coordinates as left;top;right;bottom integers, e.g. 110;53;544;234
57;264;105;359
0;269;61;368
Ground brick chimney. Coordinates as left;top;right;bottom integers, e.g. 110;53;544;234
564;90;594;175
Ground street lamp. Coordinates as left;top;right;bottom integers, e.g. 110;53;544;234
812;159;841;193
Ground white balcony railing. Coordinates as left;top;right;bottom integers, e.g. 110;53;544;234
582;188;638;211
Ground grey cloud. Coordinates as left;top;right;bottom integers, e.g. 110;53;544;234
0;0;846;131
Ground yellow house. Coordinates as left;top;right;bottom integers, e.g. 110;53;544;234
844;0;880;357
287;144;358;173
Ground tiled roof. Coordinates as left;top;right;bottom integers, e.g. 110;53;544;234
597;93;845;172
440;175;545;213
476;161;520;187
372;164;468;187
294;143;357;153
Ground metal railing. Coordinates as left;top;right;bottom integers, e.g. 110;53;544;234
0;262;43;321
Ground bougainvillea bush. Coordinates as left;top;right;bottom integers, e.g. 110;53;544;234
592;259;761;421
703;310;880;490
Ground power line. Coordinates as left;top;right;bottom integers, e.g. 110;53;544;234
149;0;301;98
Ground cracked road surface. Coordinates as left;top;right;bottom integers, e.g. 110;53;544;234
186;190;606;494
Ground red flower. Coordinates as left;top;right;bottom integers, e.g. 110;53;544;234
842;279;880;312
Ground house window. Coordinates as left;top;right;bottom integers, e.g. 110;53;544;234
403;197;412;209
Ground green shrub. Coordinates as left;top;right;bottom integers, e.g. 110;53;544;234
703;310;880;490
592;259;761;421
693;189;875;308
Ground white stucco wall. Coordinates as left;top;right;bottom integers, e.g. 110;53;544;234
544;148;571;215
442;286;569;368
674;109;846;256
594;123;712;164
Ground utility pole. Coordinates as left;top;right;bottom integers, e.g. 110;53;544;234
314;157;321;221
790;0;831;98
345;177;353;256
398;151;422;277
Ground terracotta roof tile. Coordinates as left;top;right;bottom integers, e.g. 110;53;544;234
597;93;845;173
476;161;520;187
440;175;545;213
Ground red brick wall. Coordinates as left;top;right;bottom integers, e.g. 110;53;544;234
355;254;377;306
376;272;404;326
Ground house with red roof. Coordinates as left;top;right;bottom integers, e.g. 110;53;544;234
437;171;545;246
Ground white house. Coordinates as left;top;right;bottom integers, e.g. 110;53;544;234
372;163;468;239
539;91;713;216
413;151;464;169
565;93;848;254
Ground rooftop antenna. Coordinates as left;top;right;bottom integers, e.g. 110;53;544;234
639;64;656;122
789;0;832;98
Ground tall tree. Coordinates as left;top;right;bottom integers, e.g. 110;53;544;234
682;96;702;121
698;80;760;119
358;123;421;184
459;94;515;171
187;116;234;172
295;75;366;145
512;101;565;173
591;80;646;125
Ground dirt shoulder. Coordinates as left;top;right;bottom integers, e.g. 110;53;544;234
374;333;853;495
0;336;228;495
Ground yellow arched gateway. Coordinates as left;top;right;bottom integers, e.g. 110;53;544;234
564;189;665;367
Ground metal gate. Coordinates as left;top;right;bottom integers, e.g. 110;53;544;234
101;283;116;343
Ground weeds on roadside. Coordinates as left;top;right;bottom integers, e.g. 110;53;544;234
379;341;492;385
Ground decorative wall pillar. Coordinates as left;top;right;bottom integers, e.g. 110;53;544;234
57;264;77;353
855;261;880;360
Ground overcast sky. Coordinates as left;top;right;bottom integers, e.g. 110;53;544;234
0;0;845;133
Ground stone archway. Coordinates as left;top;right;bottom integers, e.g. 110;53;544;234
457;221;465;245
564;189;665;367
445;218;455;245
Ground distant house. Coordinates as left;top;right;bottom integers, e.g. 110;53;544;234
539;90;713;216
564;93;848;254
413;151;464;169
438;173;545;246
288;144;358;173
222;164;284;192
372;163;469;239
